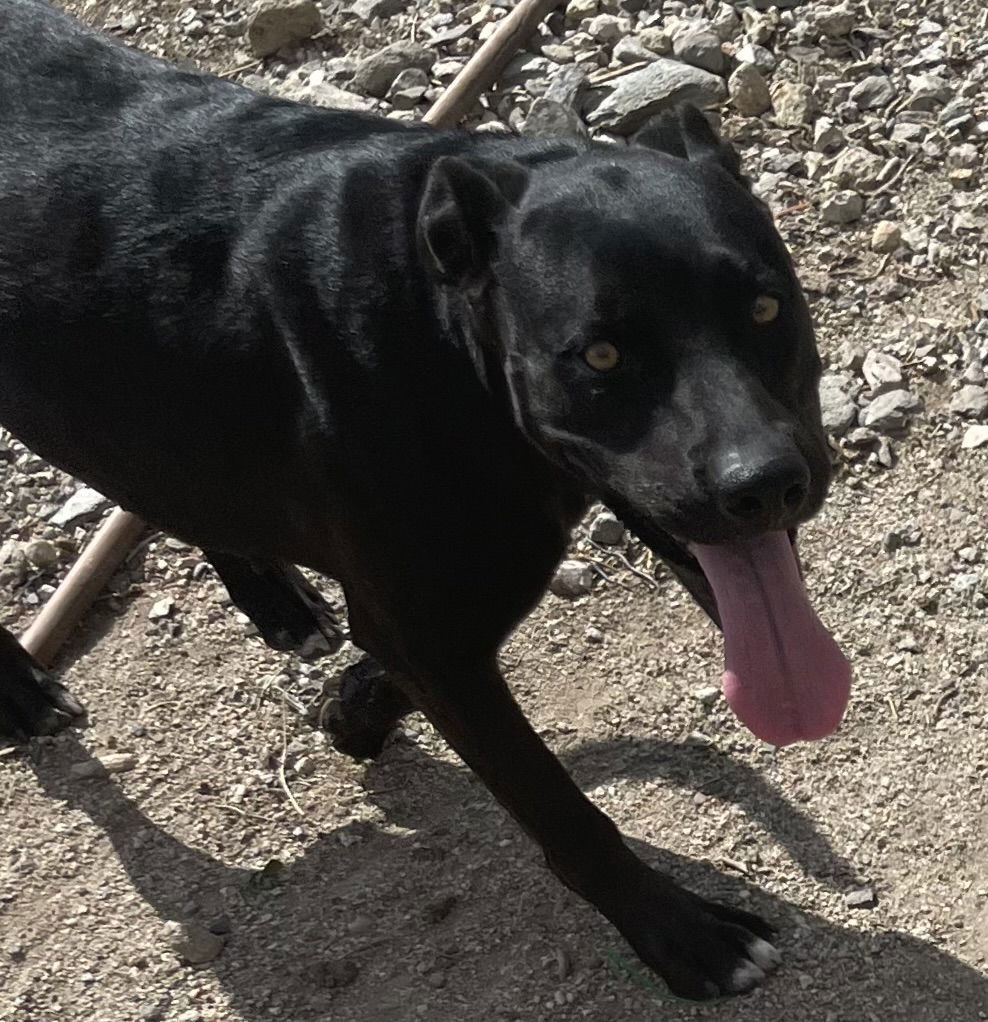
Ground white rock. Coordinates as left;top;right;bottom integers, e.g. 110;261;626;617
961;425;988;449
246;0;322;58
820;190;863;224
729;63;771;116
550;560;595;598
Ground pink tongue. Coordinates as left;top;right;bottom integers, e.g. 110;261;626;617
690;531;851;747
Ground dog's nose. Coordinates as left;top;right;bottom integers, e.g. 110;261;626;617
713;450;810;530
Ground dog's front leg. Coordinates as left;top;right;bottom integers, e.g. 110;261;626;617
0;624;85;741
397;659;779;1000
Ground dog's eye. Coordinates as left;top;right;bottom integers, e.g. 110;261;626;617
583;342;621;372
752;295;780;325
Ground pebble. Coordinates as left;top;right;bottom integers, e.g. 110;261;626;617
850;75;897;111
550;560;595;599
819;374;858;437
148;597;175;620
25;539;59;570
844;886;878;909
672;23;725;76
350;41;434;99
246;0;322;58
522;98;587;139
820;190;863;224
350;0;408;21
871;221;902;253
70;753;138;779
694;686;721;707
729;63;772;117
585;59;727;134
950;386;988;420
961;425;988;450
862;350;903;396
772;82;817;126
858;389;923;434
50;487;112;528
589;511;624;545
162;921;226;964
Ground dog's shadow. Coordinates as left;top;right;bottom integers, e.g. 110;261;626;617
25;733;988;1021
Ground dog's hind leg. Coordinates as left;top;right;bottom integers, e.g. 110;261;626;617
319;654;415;760
205;552;344;659
0;624;85;741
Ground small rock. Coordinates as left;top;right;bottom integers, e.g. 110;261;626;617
820;190;863;224
148;598;175;621
586;59;727;134
828;146;884;192
961;425;988;450
950;385;988;420
813;117;845;154
544;65;589;109
735;42;776;74
729;64;772;117
522;98;588;139
862;350;902;396
673;23;725;75
163;921;226;965
772;82;818;127
550;560;595;599
25;539;59;571
815;4;855;37
589;511;624;546
870;221;902;253
70;753;138;779
351;41;434;99
859;389;922;434
586;14;629;45
850;75;896;110
585;625;605;644
350;0;408;21
611;37;656;65
818;374;857;437
303;83;376;112
50;487;113;528
387;67;429;110
246;0;322;58
694;686;721;707
844;887;877;909
565;0;599;24
637;26;673;56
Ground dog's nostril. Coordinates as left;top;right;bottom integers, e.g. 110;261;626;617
727;493;765;520
783;483;807;511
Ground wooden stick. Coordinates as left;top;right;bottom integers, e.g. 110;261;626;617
21;508;146;666
18;0;561;666
424;0;560;128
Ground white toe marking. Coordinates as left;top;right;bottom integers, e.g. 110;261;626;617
730;960;766;992
747;937;782;971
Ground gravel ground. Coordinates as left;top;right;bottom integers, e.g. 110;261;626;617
3;1;988;1020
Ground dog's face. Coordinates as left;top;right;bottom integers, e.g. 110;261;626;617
418;106;829;557
418;106;850;747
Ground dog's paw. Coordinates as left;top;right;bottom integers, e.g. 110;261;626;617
0;657;85;743
316;657;412;760
594;860;779;1001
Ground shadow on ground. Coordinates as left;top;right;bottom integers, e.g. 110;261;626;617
22;732;988;1022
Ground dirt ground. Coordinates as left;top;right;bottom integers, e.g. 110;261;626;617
3;2;988;1021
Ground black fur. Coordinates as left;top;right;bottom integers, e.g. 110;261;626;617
0;0;831;1000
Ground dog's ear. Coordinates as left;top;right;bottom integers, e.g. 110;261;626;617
417;155;529;286
633;104;749;190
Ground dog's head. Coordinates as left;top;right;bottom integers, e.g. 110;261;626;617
417;105;850;748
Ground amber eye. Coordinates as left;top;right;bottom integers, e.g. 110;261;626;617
753;295;780;325
583;341;621;372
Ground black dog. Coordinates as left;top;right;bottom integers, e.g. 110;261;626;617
0;0;851;1000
